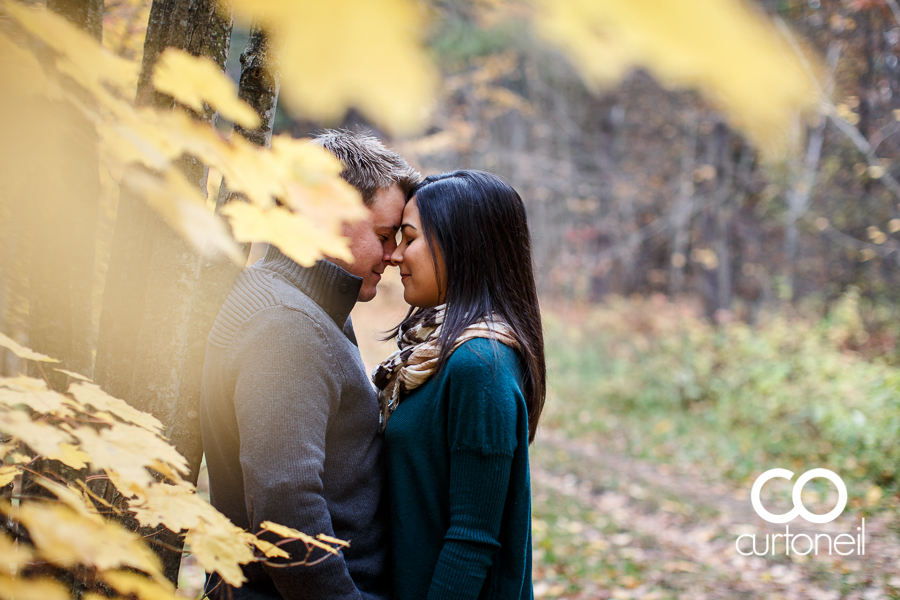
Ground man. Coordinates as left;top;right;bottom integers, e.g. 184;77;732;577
200;130;419;600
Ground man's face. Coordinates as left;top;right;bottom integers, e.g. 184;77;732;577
334;183;405;302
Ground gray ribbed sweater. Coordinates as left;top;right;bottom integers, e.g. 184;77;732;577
200;246;388;600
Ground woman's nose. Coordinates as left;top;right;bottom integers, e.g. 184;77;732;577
389;245;404;266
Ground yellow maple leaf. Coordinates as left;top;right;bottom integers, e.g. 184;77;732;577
122;168;244;265
101;570;178;600
267;137;367;219
185;522;255;587
231;0;436;134
316;533;350;548
0;333;58;363
146;459;183;484
16;502;163;580
0;574;68;600
68;382;163;433
32;477;99;521
0;33;62;104
531;0;820;152
0;376;74;417
223;202;352;267
153;48;260;129
0;377;46;393
46;443;90;471
250;537;290;559
0;387;69;416
73;424;188;489
0;466;16;488
0;410;75;459
125;480;209;532
259;521;340;555
53;369;92;382
6;3;138;95
0;532;34;574
0;443;13;462
97;106;181;172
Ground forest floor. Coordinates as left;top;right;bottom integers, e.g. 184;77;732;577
529;426;900;600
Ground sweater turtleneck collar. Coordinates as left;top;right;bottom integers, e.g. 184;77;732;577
259;245;361;327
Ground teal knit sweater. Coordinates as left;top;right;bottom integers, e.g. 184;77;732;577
385;338;533;600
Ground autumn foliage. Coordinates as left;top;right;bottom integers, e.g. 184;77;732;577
0;0;835;597
0;333;346;597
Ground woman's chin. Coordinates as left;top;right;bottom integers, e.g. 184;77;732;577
403;292;436;310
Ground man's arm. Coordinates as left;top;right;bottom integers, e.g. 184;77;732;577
231;305;361;600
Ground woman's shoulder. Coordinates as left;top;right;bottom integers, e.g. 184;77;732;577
442;338;526;449
447;338;519;370
445;337;524;384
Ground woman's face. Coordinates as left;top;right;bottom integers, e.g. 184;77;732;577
390;196;446;308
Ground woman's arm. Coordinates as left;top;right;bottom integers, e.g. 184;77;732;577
427;341;524;600
427;450;514;600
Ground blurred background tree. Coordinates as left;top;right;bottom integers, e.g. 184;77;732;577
374;0;900;362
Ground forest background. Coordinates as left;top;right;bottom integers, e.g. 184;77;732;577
1;0;900;598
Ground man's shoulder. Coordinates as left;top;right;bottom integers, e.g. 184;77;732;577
208;265;330;350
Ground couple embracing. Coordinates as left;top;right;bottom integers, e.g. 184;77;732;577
200;130;546;600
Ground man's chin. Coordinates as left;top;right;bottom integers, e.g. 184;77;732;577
357;287;377;303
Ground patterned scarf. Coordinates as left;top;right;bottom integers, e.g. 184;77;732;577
372;303;520;431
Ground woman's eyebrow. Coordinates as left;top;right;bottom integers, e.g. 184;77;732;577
400;223;417;232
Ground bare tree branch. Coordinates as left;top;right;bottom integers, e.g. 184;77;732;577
778;18;900;213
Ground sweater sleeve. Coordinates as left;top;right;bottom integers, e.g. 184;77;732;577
231;306;362;600
427;342;522;600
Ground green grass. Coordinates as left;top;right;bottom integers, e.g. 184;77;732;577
541;293;900;515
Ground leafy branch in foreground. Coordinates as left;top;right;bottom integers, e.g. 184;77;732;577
0;333;344;597
1;2;367;270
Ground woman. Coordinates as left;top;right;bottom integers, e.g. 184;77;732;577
372;170;546;600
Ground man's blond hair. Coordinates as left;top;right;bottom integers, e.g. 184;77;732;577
312;129;420;206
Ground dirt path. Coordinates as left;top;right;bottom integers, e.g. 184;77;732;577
531;428;900;600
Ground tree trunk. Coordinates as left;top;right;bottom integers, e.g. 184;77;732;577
169;23;281;485
783;44;840;301
670;110;697;297
93;0;235;584
784;118;826;300
17;0;103;555
714;131;735;316
26;0;103;390
47;0;103;42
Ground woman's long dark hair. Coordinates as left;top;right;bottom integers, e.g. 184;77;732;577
398;170;546;442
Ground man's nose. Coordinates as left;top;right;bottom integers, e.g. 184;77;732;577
383;238;399;263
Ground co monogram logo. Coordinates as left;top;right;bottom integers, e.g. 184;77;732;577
750;468;848;524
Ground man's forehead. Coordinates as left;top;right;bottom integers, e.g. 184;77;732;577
369;185;406;228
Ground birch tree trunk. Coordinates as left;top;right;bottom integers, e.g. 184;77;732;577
670;110;697;297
